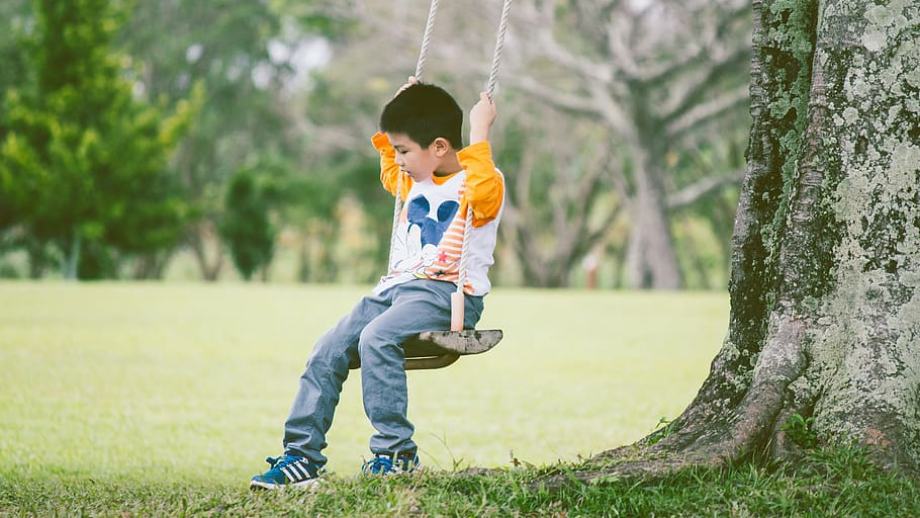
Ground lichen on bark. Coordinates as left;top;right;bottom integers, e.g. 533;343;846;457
581;0;920;481
802;0;920;469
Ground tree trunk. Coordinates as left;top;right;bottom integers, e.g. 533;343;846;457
132;251;172;280
188;221;223;282
624;147;682;290
298;236;311;283
499;135;618;289
583;0;920;479
314;223;339;283
63;231;81;281
25;236;50;279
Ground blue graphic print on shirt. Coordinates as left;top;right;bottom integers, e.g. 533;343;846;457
407;195;459;247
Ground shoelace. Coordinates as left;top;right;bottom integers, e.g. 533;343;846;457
364;454;418;474
267;455;325;478
364;455;394;474
266;455;299;471
369;456;394;472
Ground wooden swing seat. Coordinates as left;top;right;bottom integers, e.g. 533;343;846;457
349;329;503;370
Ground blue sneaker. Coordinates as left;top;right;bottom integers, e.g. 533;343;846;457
361;452;421;475
250;454;322;490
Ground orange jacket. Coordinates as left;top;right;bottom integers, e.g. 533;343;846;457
371;132;504;228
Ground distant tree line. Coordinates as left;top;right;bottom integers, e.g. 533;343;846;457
1;0;752;289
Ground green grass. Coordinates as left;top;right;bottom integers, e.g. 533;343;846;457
3;447;918;516
1;282;917;515
0;282;727;479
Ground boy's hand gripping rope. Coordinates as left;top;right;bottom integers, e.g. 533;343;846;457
387;0;513;331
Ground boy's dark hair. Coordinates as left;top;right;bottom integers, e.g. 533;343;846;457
380;83;463;149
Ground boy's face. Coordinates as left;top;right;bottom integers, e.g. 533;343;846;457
386;132;442;183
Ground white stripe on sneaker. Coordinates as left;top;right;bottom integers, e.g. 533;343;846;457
281;466;296;481
292;462;309;480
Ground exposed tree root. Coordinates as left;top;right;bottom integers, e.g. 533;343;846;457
534;377;918;491
531;412;772;489
532;311;813;490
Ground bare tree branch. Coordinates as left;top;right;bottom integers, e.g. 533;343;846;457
661;47;752;123
298;117;373;157
554;147;610;265
667;169;744;210
505;75;603;118
606;16;641;79
610;159;633;206
540;142;623;281
500;139;554;285
585;203;624;247
632;3;751;86
516;0;614;84
501;206;550;284
667;84;749;138
537;32;614;84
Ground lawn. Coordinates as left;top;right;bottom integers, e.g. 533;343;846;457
0;282;727;486
4;283;919;516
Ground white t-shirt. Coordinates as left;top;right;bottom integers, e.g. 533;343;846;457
371;134;505;297
374;169;504;297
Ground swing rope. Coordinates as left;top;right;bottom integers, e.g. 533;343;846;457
389;0;513;327
415;0;440;80
457;0;512;301
389;0;440;272
486;0;512;98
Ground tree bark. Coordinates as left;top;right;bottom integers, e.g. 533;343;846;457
188;221;223;282
624;146;682;289
574;0;920;481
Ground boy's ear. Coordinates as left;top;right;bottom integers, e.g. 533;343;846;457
431;137;452;156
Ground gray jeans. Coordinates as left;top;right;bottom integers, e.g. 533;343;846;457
283;279;484;467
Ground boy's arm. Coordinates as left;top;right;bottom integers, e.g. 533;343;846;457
371;132;411;201
459;92;503;227
457;141;504;227
372;76;417;201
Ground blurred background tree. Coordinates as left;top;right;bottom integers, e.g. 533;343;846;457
499;0;751;289
220;168;276;281
0;0;753;290
1;0;195;280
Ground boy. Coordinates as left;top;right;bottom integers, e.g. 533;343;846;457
250;78;504;489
